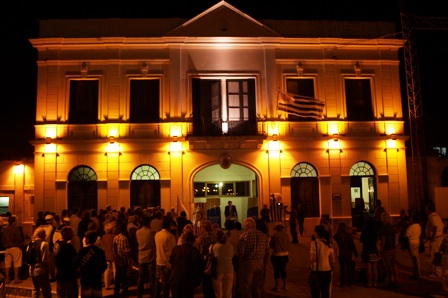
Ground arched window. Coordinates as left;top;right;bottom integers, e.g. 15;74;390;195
291;162;318;177
131;164;160;180
130;165;161;208
290;162;319;217
69;166;97;181
67;166;98;211
350;161;375;176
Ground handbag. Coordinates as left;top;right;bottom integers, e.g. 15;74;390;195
204;244;217;278
433;252;443;266
308;241;320;286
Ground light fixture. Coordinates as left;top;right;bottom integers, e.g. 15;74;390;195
384;138;399;152
266;139;282;153
326;139;342;153
168;141;184;155
105;139;121;156
14;164;24;174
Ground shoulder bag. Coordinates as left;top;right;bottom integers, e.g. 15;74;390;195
204;244;217;278
308;241;320;286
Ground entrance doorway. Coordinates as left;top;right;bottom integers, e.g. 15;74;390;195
350;161;377;229
193;164;258;228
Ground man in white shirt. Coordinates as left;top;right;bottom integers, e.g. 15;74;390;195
425;204;444;278
406;214;422;279
154;217;176;298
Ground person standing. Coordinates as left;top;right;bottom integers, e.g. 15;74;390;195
1;216;24;284
54;226;78;298
224;201;238;223
169;232;203;298
74;231;107;298
154;216;176;298
113;223;132;297
211;229;234;298
406;214;422;279
69;208;82;252
102;223;116;290
28;227;52;298
333;222;358;288
425;202;444;278
236;217;270;298
379;213;398;288
269;224;290;292
198;220;217;298
309;225;335;298
136;215;157;298
260;204;271;223
176;211;192;237
285;206;299;244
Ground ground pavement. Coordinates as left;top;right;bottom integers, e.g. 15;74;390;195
5;232;448;298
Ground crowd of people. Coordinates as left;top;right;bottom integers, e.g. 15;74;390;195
0;199;447;298
0;205;291;298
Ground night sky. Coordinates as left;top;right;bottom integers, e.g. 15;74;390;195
1;0;447;161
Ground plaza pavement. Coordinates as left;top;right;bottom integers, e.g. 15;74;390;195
5;231;448;298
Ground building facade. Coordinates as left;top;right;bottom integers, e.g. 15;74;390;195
25;2;407;231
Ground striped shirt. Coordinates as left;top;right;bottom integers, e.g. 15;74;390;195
236;228;269;260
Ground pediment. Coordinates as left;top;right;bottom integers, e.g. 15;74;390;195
166;1;280;37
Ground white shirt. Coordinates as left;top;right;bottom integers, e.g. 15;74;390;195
406;223;421;245
426;212;444;239
154;229;176;266
310;239;335;271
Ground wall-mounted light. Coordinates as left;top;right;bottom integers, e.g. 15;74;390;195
168;141;184;155
384;138;399;152
14;164;24;174
326;139;342;153
266;140;282;153
105;139;121;156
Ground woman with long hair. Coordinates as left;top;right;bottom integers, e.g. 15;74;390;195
333;222;358;287
210;229;234;298
309;225;335;298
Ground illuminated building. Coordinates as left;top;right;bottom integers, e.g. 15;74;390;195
25;2;408;232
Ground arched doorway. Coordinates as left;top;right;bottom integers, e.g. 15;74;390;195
130;165;161;208
68;165;98;211
290;162;320;218
193;164;258;228
350;161;377;229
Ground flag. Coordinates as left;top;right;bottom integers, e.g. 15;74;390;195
277;91;324;119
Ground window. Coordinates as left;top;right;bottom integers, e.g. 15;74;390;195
345;78;374;121
130;79;160;123
192;78;256;136
69;80;99;124
286;78;316;121
194;181;251;197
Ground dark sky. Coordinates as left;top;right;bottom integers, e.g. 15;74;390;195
1;0;447;160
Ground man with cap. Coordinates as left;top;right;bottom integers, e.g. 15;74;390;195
52;216;71;245
40;213;56;281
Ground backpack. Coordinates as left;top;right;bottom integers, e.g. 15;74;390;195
24;239;43;266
